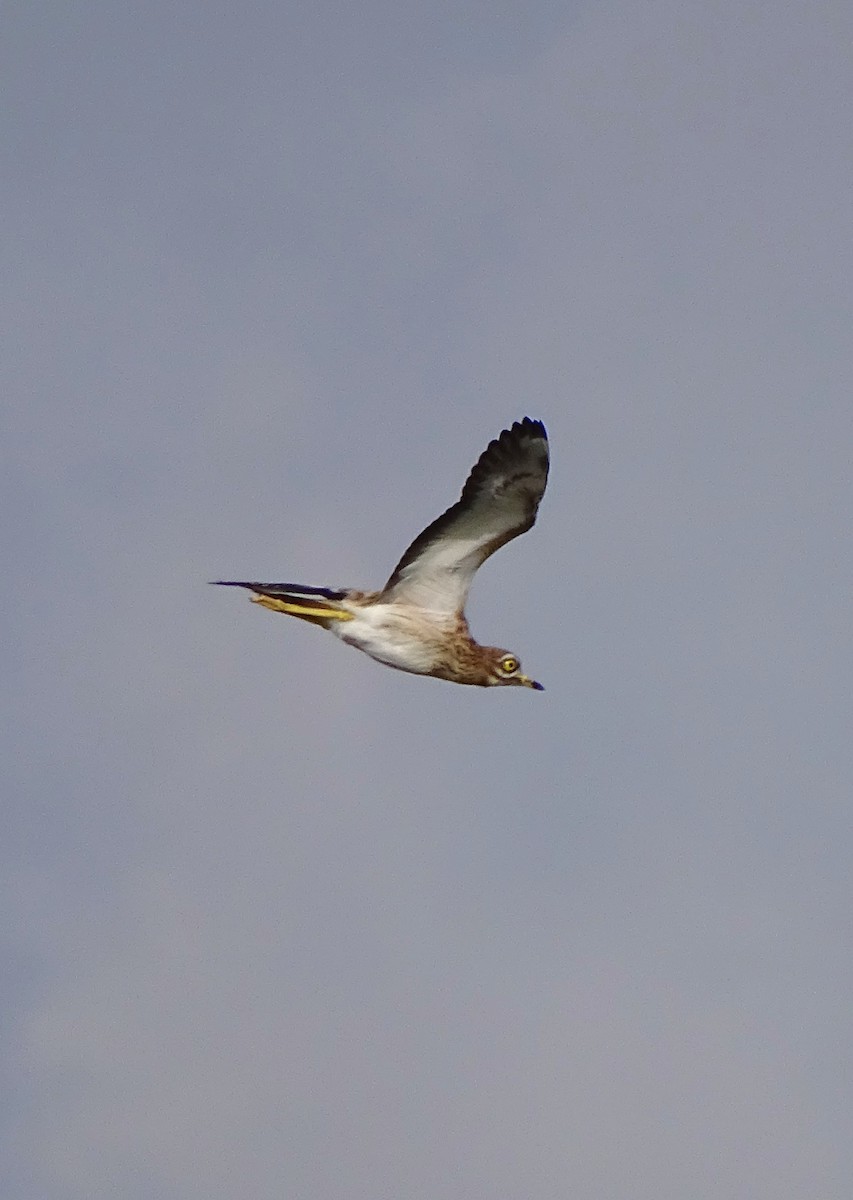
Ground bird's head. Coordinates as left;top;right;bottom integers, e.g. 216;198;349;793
486;648;544;691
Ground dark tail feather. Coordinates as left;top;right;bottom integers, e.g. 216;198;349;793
210;581;349;601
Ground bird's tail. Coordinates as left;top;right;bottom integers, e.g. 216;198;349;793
211;581;354;624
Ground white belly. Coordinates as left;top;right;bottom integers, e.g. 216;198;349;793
332;603;447;676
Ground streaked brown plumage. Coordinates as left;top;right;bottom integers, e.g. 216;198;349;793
214;418;549;689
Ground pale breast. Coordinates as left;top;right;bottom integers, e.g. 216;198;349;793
333;603;460;677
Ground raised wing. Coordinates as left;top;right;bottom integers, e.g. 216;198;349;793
381;418;548;616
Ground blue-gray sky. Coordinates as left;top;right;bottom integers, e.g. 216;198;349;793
4;2;853;1196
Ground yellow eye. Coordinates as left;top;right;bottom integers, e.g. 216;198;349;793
500;655;519;673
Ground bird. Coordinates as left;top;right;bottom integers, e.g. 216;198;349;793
213;417;549;690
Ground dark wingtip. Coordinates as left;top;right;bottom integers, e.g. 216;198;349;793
210;580;350;601
516;416;547;440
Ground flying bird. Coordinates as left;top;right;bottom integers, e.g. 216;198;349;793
214;417;549;689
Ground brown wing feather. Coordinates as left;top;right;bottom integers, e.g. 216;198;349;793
381;418;548;616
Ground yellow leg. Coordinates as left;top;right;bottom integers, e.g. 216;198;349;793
251;595;354;620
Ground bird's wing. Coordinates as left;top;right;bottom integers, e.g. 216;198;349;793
381;418;549;616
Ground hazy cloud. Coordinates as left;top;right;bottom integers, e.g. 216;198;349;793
4;1;852;1197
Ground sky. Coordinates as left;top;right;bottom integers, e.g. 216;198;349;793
3;1;853;1196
